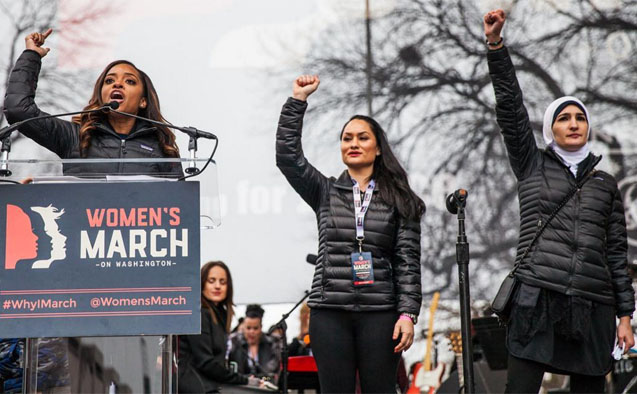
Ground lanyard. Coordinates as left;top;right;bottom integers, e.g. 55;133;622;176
352;179;375;252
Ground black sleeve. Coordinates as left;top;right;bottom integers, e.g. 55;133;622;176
275;97;328;212
393;215;422;315
606;188;635;318
3;50;78;158
487;47;541;180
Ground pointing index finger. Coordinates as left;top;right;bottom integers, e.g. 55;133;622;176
42;28;53;38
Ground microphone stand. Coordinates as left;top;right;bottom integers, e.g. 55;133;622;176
446;190;475;394
186;137;199;174
108;108;216;175
0;137;12;176
272;290;310;393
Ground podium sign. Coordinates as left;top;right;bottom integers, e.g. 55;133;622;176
0;181;201;337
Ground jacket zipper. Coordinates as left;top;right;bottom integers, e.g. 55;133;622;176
119;139;126;173
567;186;581;292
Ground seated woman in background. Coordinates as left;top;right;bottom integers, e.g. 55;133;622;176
178;261;263;393
228;304;280;380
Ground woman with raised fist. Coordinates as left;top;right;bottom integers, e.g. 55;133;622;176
484;9;634;393
3;28;181;176
276;75;425;392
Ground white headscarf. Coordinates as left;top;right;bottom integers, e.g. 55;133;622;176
542;96;591;176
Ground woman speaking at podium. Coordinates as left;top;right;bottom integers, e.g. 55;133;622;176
276;75;425;392
3;28;182;177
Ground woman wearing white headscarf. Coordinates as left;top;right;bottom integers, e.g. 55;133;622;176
484;9;634;393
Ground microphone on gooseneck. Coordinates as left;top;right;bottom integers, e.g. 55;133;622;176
0;102;118;141
105;101;120;110
105;101;218;177
0;102;120;176
107;104;217;140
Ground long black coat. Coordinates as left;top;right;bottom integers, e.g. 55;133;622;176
3;50;182;177
488;47;634;317
178;305;247;393
276;97;422;315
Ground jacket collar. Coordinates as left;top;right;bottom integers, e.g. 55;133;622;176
94;119;156;139
545;147;602;180
209;302;227;328
333;170;380;191
237;331;272;349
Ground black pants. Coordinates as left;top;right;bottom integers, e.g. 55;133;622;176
505;354;606;393
309;308;400;393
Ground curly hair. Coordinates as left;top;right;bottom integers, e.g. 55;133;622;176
71;60;179;158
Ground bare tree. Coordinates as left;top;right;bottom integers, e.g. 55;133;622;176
303;0;637;299
0;0;113;131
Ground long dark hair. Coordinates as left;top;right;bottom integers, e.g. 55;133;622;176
71;60;179;158
200;261;234;333
341;115;425;221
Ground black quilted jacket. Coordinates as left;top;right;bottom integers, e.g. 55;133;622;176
276;97;422;315
488;47;634;317
3;50;182;177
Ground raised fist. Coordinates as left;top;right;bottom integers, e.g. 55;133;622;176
25;28;53;58
292;75;320;101
483;9;505;43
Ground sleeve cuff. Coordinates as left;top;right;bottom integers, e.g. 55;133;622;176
287;96;309;106
22;49;43;62
486;45;509;60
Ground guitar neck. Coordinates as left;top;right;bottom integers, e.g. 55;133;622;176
423;292;441;371
456;351;464;389
447;332;464;391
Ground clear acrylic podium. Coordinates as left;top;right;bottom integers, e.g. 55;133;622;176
0;157;219;394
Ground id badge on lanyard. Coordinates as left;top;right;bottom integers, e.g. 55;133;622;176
351;179;375;286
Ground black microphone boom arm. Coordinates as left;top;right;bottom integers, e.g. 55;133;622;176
108;108;216;140
0;105;114;141
107;107;217;175
0;104;116;176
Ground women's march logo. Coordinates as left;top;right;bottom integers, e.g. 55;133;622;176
5;204;67;270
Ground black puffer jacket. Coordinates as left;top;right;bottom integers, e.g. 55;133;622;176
276;97;422;315
178;305;248;393
488;47;634;317
3;50;182;177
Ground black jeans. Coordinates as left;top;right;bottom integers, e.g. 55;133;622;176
505;354;606;393
309;308;400;393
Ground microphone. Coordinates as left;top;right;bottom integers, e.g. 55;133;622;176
108;106;216;140
0;102;119;176
106;102;217;176
0;102;117;141
446;189;468;214
105;101;119;110
306;254;317;265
